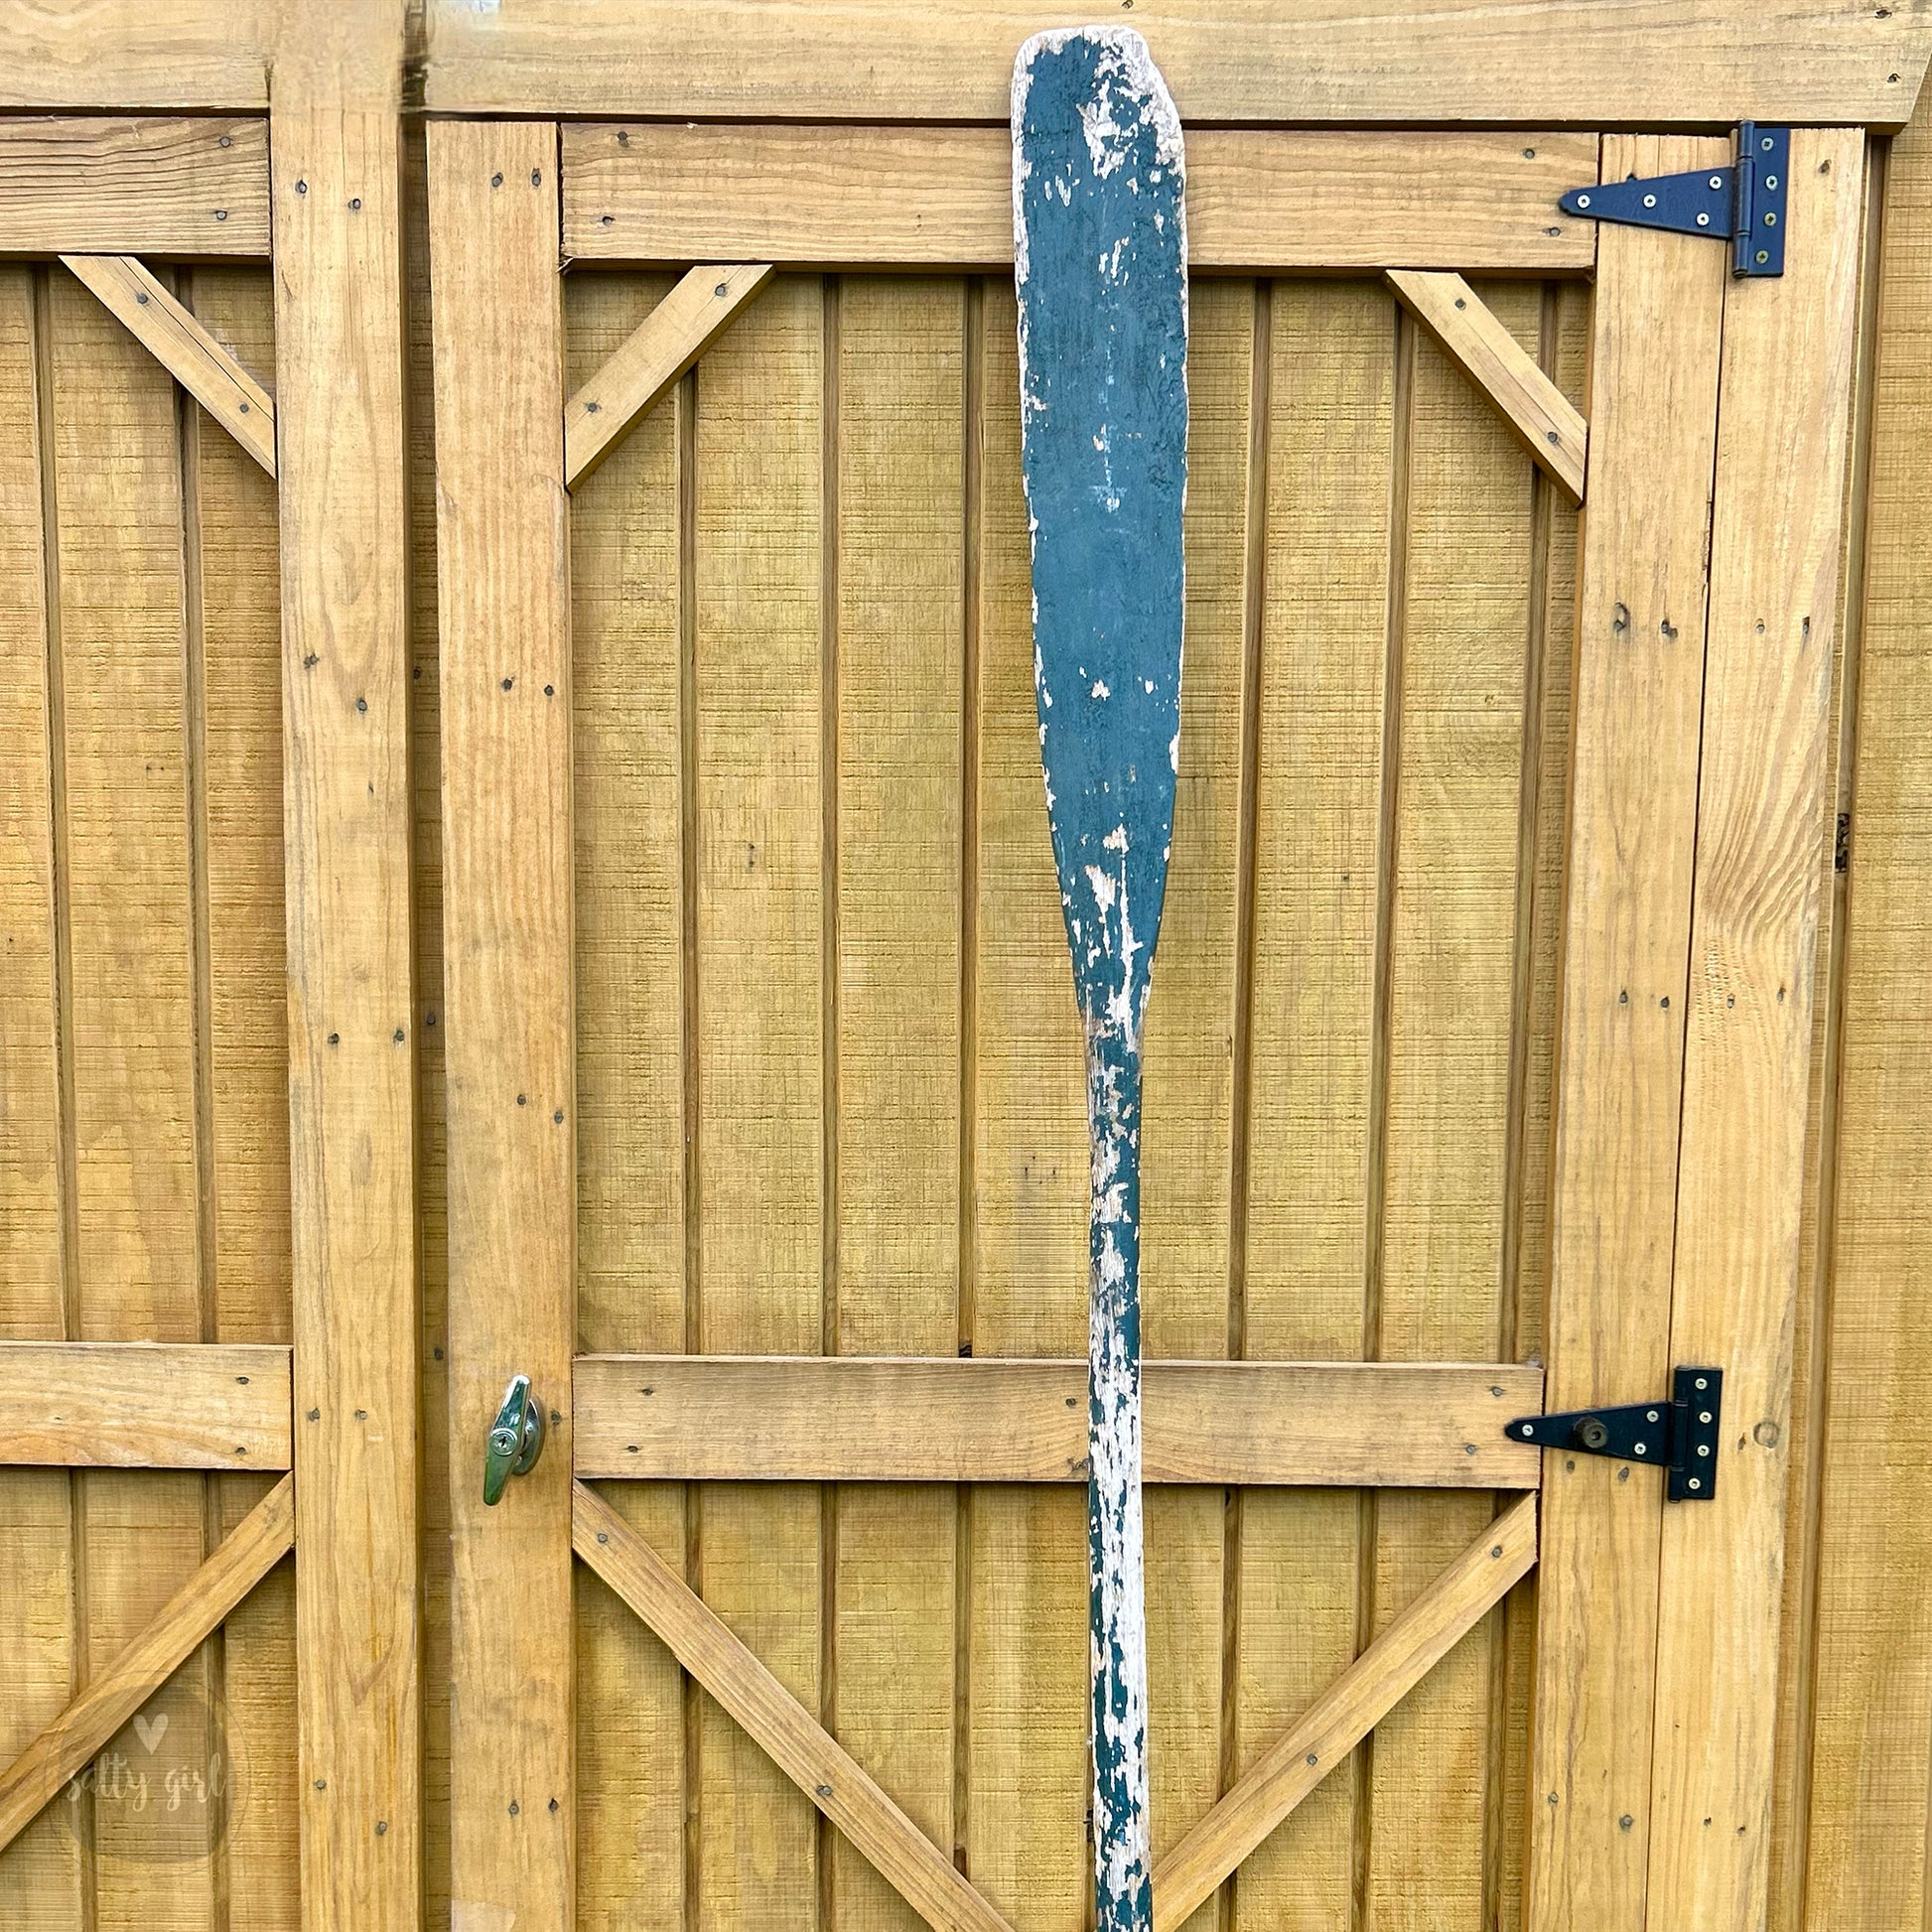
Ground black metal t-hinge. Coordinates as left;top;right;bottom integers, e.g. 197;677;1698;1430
1507;1366;1724;1501
1560;125;1789;276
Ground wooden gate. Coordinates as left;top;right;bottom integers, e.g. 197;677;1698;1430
428;106;1860;1932
0;7;1910;1932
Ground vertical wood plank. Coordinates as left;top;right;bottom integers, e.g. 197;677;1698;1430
1764;146;1870;1923
188;263;298;1932
271;78;419;1932
1527;135;1730;1932
189;268;289;1344
828;273;964;1932
1495;275;1590;1932
1365;276;1540;1932
1800;108;1932;1932
0;260;81;1926
428;118;575;1932
566;266;688;1930
691;270;824;1931
402;120;456;1932
1139;274;1250;1931
49;259;216;1923
970;275;1089;1932
1232;275;1394;1932
1645;126;1866;1932
0;265;62;1351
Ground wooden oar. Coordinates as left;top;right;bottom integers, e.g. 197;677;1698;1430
1013;29;1188;1932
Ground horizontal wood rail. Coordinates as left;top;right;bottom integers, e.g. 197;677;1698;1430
1152;1494;1539;1927
0;116;268;257
428;2;1930;128
0;1341;293;1468
560;125;1595;273
573;1356;1543;1486
6;3;1923;128
0;1474;295;1857
62;253;277;473
575;1480;1016;1932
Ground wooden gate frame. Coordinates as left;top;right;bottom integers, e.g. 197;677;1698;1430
0;5;1906;1932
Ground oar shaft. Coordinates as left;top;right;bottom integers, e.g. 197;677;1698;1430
1086;1028;1151;1930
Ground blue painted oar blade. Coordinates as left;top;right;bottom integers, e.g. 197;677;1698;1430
1015;25;1187;1042
1015;29;1185;1932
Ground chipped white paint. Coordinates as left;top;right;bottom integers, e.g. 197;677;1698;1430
1015;28;1185;1928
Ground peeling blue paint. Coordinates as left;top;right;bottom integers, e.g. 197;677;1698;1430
1014;26;1186;1932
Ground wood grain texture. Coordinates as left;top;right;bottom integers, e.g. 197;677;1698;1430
0;117;268;256
1137;274;1251;1928
427;118;575;1932
1496;276;1591;1932
1154;1495;1537;1931
45;251;218;1927
575;1481;1014;1932
431;0;1932;128
1644;128;1867;1932
0;1342;290;1467
1364;275;1541;1932
561;125;1593;273
564;263;772;487
0;7;278;110
62;256;275;474
691;270;826;1929
0;269;59;1347
1231;276;1394;1932
186;263;289;1351
401;126;458;1932
271;89;419;1932
0;260;80;1922
827;273;965;1932
4;1;1927;125
187;258;299;1932
1385;271;1586;501
0;1473;293;1859
1799;105;1932;1932
1527;136;1730;1932
574;1357;1542;1487
564;265;689;1932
